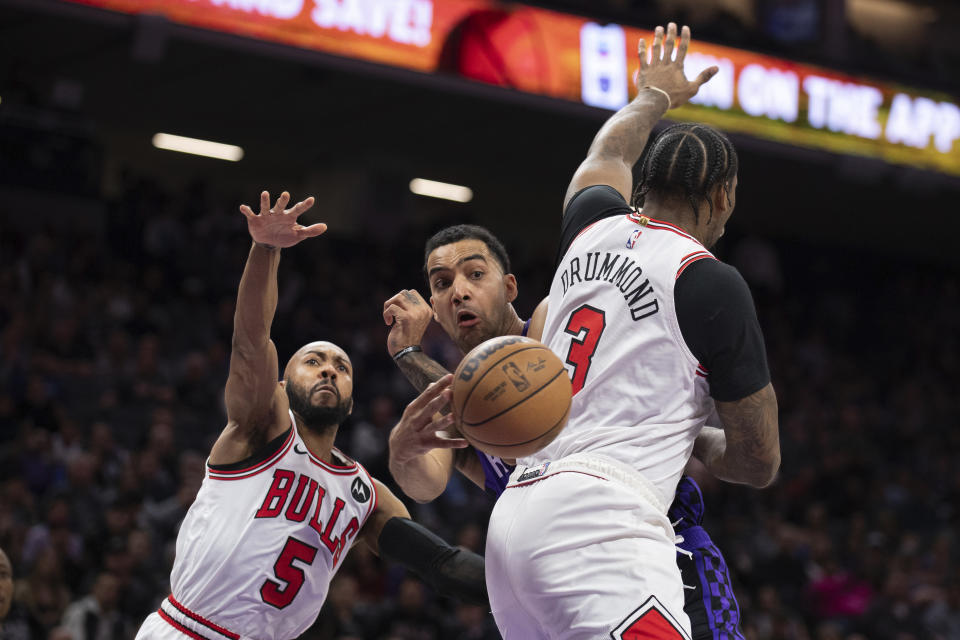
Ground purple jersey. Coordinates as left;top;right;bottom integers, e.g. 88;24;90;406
477;451;514;497
669;476;745;640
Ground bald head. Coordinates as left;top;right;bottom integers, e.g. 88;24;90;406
284;341;351;381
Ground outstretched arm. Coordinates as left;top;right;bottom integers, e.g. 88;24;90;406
210;191;325;465
564;23;718;210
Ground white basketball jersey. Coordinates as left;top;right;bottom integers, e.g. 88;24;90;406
526;212;716;502
168;415;377;640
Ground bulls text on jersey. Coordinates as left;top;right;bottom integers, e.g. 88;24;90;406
254;468;367;565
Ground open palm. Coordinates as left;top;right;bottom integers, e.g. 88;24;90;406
240;190;326;248
636;23;718;110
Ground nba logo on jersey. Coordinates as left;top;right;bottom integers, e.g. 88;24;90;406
626;228;642;249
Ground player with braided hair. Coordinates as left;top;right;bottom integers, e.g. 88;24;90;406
634;123;739;229
483;23;780;639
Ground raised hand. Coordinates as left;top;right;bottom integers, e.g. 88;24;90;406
383;289;434;357
389;375;468;465
239;190;326;248
635;23;718;110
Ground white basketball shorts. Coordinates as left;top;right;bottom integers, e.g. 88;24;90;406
486;452;692;640
135;597;249;640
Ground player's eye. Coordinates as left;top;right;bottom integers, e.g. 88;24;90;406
307;359;319;366
471;270;484;279
434;279;449;289
337;365;347;372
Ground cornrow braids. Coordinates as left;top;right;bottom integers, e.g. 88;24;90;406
634;123;738;223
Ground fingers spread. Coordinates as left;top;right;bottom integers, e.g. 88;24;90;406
637;38;648;69
259;191;271;215
677;25;691;64
651;25;664;64
298;223;327;237
273;191;290;214
239;204;255;220
406;374;454;413
291;196;316;217
695;66;719;87
664;22;677;62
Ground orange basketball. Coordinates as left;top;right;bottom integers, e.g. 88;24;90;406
452;335;572;459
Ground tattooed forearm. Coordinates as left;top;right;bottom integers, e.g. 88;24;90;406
588;91;669;164
564;91;670;207
706;383;781;488
397;351;452;395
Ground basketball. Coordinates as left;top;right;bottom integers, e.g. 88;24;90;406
451;335;572;459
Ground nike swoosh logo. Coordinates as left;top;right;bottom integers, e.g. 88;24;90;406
294;444;308;455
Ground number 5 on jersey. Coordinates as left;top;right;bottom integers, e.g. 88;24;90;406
261;537;318;609
563;305;606;395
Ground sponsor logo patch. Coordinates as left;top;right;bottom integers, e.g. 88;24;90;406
350;477;371;503
516;462;550;482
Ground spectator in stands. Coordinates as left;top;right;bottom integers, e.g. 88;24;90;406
61;572;126;640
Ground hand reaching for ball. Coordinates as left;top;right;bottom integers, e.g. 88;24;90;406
389;375;469;467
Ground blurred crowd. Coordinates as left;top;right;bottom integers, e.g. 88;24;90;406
0;172;958;640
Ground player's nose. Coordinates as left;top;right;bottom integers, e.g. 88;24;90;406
451;276;472;303
319;364;337;380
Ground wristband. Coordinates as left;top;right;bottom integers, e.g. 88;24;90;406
392;345;423;362
643;86;672;110
254;241;279;251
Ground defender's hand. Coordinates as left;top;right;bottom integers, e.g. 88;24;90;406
635;23;718;110
383;289;433;357
240;191;326;248
389;375;468;466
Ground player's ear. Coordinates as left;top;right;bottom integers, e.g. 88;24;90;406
503;274;518;303
279;380;286;389
429;296;439;322
711;182;728;218
346;398;354;417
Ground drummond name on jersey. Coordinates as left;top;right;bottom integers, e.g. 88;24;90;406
559;251;660;321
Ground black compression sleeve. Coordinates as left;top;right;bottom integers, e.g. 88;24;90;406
557;185;633;269
674;259;770;402
377;517;487;606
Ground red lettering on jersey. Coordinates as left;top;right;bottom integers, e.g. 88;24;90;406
319;498;346;554
332;517;360;565
284;476;318;523
255;469;296;518
308;486;328;537
255;469;362;562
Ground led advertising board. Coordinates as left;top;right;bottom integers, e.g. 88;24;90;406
62;0;960;176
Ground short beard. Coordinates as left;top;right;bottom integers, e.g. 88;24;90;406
285;381;352;433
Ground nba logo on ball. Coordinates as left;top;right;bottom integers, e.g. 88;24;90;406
452;336;572;459
502;362;530;391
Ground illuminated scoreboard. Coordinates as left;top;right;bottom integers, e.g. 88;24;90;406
61;0;960;176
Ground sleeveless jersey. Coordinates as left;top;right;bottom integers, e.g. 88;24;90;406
525;212;716;502
168;414;378;640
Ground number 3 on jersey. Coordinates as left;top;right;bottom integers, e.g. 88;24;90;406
563;305;606;395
